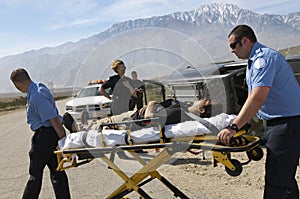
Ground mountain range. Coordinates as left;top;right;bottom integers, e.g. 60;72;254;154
1;3;300;93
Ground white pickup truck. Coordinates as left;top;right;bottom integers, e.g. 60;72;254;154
65;83;112;121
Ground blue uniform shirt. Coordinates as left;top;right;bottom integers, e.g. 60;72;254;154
26;82;62;131
246;42;300;120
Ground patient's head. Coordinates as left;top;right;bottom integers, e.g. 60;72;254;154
188;99;222;118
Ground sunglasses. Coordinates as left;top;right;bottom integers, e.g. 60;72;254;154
230;40;241;50
117;66;126;70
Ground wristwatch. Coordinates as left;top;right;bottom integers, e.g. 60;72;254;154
228;123;239;132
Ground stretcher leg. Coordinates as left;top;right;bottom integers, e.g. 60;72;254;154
106;144;189;199
213;151;233;169
128;149;186;195
100;155;145;198
159;175;189;199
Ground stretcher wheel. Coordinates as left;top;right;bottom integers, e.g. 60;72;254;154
246;147;263;161
225;159;243;177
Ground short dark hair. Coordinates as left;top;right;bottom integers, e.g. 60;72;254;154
200;103;223;118
131;71;137;75
228;24;257;43
10;68;31;83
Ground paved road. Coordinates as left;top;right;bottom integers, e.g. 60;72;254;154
0;99;184;199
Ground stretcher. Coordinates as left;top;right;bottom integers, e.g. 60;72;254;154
55;114;263;199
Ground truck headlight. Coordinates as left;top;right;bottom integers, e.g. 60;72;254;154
101;103;111;109
65;105;73;111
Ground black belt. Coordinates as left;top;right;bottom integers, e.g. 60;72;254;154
35;126;53;133
266;115;300;126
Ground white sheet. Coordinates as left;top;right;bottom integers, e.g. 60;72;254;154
58;113;236;150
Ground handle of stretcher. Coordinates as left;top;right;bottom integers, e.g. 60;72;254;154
229;123;251;146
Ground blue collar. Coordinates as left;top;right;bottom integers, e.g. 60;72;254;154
249;42;265;61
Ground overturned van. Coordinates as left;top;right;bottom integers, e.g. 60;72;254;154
286;54;300;84
163;61;248;115
162;54;300;136
164;54;300;115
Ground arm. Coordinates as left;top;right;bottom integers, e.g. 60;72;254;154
217;86;270;145
50;117;66;139
122;80;137;97
137;81;145;93
100;86;111;100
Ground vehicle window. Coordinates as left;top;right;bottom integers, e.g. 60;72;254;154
105;87;112;95
144;82;165;103
233;71;248;107
77;86;112;97
168;84;197;102
78;87;95;97
77;87;99;97
95;87;112;96
95;88;101;96
288;60;300;85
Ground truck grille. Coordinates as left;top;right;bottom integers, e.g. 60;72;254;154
74;104;101;112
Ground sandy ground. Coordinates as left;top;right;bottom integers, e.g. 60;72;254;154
1;98;300;199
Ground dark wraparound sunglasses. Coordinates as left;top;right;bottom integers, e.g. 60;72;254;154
230;40;242;49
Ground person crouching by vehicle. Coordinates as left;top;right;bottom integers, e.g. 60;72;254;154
10;68;71;199
100;60;137;115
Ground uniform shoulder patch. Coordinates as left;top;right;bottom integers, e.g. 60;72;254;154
253;58;266;69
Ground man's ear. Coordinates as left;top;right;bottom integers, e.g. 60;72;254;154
199;107;205;114
13;81;19;86
13;81;22;91
13;81;29;93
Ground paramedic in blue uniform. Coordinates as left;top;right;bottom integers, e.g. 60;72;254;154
217;24;300;199
10;68;71;199
100;60;137;115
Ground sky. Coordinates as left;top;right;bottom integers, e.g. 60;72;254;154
0;0;299;59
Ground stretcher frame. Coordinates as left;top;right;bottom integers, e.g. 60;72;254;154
55;118;263;199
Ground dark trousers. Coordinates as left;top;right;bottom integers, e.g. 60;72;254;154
263;116;300;199
129;96;143;111
22;127;71;199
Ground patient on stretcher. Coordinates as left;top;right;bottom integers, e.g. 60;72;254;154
59;99;235;150
59;113;236;149
63;98;223;132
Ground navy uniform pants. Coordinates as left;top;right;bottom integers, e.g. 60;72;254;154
22;127;71;199
263;116;300;199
